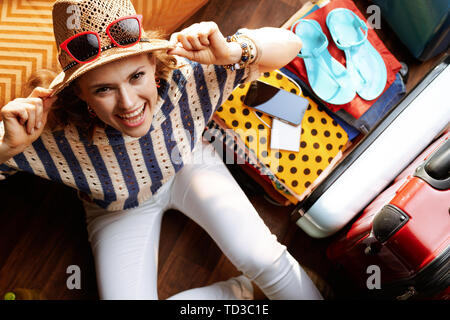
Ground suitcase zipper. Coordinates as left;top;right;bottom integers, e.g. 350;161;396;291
396;286;417;300
381;246;450;300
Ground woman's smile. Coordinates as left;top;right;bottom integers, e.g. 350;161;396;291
116;102;148;127
77;54;159;137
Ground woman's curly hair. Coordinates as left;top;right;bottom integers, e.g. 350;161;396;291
24;30;178;142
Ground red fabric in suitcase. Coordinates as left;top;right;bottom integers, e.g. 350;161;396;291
327;131;450;299
285;0;402;118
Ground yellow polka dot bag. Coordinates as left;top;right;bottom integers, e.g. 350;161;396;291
209;70;349;205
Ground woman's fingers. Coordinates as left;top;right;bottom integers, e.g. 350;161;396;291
187;33;205;50
17;98;42;134
176;24;199;50
35;99;44;130
25;104;36;135
169;32;179;46
170;22;217;52
168;45;194;60
176;33;193;51
28;87;55;131
7;103;30;129
198;32;210;46
16;107;29;126
186;24;209;50
5;96;49;135
28;87;53;99
0;88;54;151
168;21;230;65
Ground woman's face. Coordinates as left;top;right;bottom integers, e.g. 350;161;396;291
77;54;159;137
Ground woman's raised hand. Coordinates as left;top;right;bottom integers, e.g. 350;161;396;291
1;87;56;157
168;21;241;66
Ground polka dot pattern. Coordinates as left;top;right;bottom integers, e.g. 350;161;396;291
215;70;348;197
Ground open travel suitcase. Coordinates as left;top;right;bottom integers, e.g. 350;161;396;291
326;130;450;300
290;55;450;238
206;0;405;207
205;0;448;240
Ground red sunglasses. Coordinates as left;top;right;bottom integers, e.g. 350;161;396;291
60;15;144;69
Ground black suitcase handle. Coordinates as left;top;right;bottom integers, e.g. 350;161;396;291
414;137;450;190
369;136;449;245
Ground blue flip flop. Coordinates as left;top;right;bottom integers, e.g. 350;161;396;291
326;8;387;101
292;19;355;105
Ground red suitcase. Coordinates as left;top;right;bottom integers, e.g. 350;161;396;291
327;130;450;300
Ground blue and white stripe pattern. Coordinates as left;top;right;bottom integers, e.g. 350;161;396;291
0;58;259;211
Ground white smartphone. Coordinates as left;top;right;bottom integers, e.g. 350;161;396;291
244;80;309;126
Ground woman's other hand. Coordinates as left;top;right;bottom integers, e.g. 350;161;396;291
0;87;56;157
168;21;242;66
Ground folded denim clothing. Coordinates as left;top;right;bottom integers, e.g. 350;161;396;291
336;73;406;134
280;67;406;139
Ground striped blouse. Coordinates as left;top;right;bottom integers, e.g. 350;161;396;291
0;57;260;211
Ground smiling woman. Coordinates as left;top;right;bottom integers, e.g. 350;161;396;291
75;54;160;138
45;31;178;141
0;0;322;301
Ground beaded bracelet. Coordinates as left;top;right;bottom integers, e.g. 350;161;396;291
225;31;258;71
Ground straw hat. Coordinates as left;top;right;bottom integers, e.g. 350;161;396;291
49;0;174;95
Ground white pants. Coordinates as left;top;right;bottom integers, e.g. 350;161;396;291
83;141;323;300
